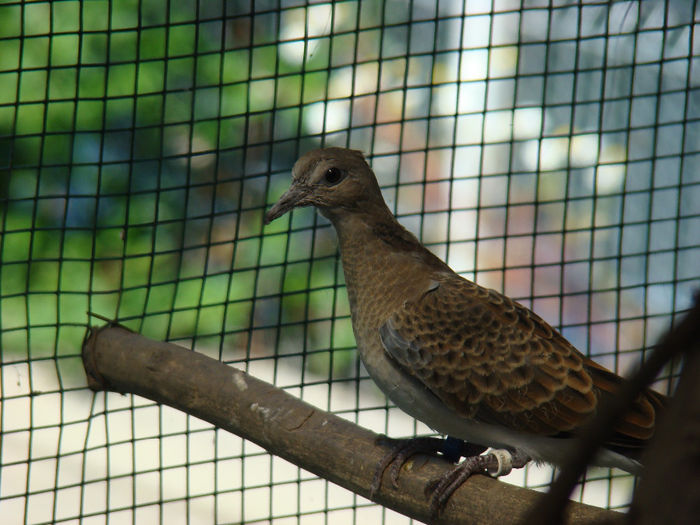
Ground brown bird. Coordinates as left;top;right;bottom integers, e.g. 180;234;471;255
265;147;665;510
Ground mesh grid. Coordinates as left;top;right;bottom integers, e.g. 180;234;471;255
1;1;698;523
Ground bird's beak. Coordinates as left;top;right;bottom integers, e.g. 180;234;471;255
264;184;309;224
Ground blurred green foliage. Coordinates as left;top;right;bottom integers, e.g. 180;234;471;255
5;0;693;387
0;1;361;379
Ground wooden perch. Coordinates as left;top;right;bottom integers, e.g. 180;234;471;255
82;325;621;525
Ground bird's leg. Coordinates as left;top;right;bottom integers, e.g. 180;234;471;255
370;435;486;499
442;436;488;463
426;448;531;516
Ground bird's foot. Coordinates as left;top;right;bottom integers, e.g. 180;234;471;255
370;436;443;499
369;435;486;499
426;448;531;516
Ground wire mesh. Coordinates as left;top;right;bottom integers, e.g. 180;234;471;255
1;0;698;523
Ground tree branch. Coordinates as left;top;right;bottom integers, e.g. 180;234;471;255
82;325;622;525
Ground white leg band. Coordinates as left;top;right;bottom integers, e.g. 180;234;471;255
486;448;513;477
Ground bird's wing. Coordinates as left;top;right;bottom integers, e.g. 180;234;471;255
379;277;662;446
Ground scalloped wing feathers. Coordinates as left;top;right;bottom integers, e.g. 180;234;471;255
379;277;662;449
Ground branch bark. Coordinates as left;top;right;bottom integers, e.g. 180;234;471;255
82;325;622;525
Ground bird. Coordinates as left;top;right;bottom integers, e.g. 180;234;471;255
264;147;666;512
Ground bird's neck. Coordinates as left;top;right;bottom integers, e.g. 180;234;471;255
330;208;425;264
328;209;449;327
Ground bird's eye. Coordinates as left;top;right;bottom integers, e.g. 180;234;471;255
324;167;343;185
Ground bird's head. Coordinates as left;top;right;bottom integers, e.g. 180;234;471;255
264;147;387;224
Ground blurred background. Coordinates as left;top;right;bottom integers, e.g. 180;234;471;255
1;1;698;523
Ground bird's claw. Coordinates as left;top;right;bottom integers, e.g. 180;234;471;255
426;454;490;514
426;448;531;516
370;437;530;517
370;436;451;499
